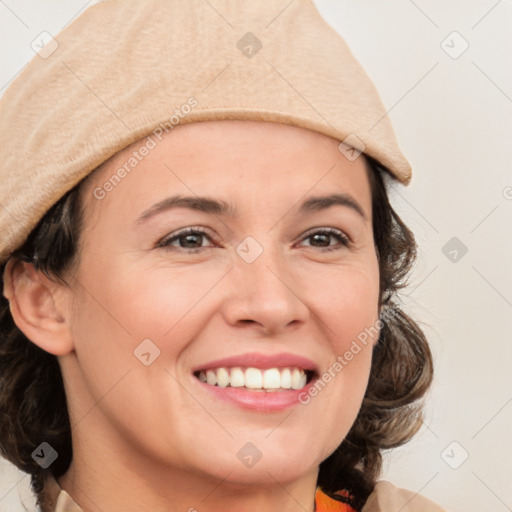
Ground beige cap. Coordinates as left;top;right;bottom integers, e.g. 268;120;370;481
0;0;411;264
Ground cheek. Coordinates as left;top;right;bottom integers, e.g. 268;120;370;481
68;255;226;384
329;265;379;382
306;257;380;346
112;262;224;341
74;250;200;331
65;260;211;440
299;260;379;444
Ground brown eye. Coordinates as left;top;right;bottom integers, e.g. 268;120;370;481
299;228;351;251
158;228;216;250
175;233;206;248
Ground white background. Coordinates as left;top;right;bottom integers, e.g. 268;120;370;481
1;1;512;511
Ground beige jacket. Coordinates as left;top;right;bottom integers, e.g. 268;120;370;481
45;475;446;512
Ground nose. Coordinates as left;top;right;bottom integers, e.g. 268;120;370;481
222;247;310;336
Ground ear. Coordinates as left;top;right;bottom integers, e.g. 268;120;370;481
3;258;74;356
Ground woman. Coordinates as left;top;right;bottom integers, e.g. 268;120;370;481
0;1;444;511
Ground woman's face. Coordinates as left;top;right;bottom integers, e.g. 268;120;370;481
62;120;380;486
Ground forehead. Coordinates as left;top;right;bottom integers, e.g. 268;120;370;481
80;120;372;223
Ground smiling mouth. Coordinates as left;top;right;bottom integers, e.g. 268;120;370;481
193;367;315;392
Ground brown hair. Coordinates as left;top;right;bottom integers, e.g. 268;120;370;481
0;158;433;512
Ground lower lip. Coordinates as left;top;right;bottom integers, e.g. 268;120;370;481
195;378;316;412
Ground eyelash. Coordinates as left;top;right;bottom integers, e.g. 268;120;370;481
299;227;351;252
157;226;352;253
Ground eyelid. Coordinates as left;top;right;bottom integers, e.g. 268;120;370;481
156;225;352;252
156;226;221;249
297;226;352;246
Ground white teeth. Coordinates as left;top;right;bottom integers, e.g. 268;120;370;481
197;366;309;390
262;368;281;389
280;368;292;389
217;367;230;388
206;370;217;386
291;368;302;390
230;367;245;387
245;368;263;389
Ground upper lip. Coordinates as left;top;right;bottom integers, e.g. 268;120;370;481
192;352;319;374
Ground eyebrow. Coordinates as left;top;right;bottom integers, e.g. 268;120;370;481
136;195;237;224
299;194;367;220
135;193;367;224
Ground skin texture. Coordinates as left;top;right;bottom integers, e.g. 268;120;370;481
4;121;380;512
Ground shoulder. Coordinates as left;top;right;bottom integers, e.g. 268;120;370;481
42;474;84;512
362;480;447;512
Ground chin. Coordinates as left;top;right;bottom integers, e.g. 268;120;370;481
188;436;322;487
208;460;315;488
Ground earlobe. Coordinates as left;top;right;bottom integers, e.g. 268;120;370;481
3;258;74;356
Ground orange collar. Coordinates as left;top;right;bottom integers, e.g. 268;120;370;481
315;488;358;512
